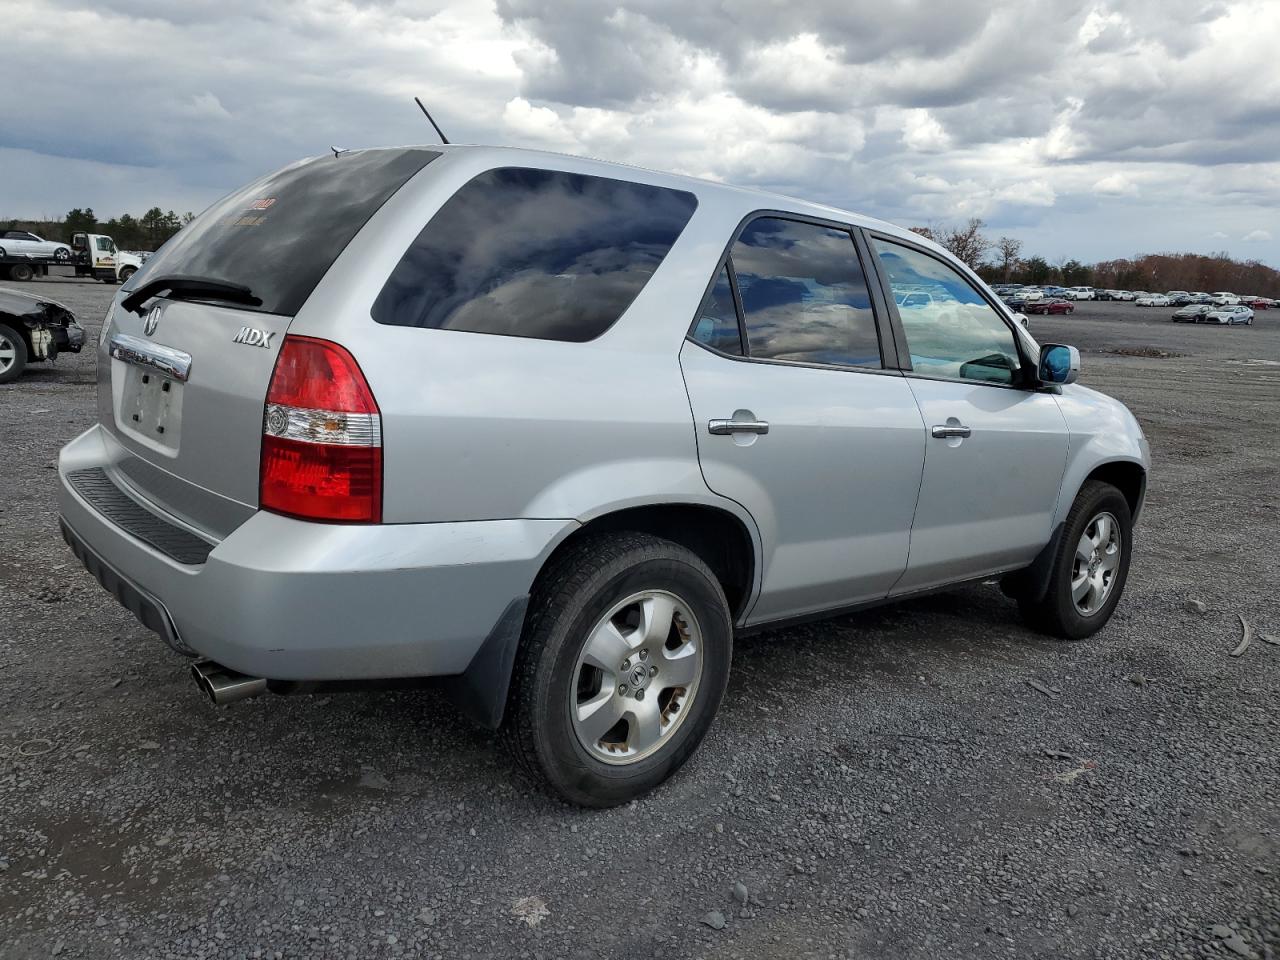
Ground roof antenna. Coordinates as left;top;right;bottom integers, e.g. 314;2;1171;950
330;145;348;158
414;96;450;145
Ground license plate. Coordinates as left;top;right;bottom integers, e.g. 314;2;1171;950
120;364;183;451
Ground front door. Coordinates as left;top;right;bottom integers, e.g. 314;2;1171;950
681;216;927;623
865;235;1070;594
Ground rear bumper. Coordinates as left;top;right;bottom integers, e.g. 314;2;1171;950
58;425;576;681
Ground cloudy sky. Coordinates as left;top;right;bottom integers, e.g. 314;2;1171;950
2;0;1278;265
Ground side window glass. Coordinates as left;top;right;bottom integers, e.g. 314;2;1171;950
872;239;1022;385
373;168;697;342
690;266;742;355
731;218;881;368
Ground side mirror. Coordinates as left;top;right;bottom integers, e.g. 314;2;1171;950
1014;312;1028;329
1038;344;1080;385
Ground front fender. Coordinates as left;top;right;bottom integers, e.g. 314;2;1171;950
1052;385;1150;526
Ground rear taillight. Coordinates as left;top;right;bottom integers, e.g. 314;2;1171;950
260;335;382;523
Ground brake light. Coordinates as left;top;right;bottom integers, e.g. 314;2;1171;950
260;335;382;523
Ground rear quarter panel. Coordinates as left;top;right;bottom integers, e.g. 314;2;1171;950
287;150;759;528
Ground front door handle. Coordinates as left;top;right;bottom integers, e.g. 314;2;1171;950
931;424;972;439
709;418;770;436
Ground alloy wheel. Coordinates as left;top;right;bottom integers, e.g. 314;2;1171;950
1071;512;1121;616
0;330;17;374
571;590;703;765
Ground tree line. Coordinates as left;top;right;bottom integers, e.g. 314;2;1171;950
912;218;1280;297
0;208;195;252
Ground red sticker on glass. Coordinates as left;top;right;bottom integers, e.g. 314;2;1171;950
247;198;277;210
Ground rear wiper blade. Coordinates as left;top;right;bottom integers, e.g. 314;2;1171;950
121;275;262;316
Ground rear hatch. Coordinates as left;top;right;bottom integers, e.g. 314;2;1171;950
98;148;439;538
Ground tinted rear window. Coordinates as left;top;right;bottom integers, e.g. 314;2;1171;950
124;148;439;316
371;167;697;341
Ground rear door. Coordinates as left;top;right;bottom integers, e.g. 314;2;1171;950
98;148;439;537
681;215;927;623
865;234;1069;594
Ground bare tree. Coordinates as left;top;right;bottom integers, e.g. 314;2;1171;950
940;218;993;269
996;236;1022;281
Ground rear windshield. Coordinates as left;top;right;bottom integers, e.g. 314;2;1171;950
124;148;439;316
371;167;697;342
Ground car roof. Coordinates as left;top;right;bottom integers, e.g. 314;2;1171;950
389;143;950;260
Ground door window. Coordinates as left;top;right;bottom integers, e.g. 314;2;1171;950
733;218;881;368
872;238;1023;385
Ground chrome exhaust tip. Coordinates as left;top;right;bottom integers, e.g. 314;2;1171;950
190;659;268;706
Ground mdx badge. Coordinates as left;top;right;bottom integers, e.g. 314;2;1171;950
143;306;162;336
232;326;274;348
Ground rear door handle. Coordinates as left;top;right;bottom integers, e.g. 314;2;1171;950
931;424;972;439
709;419;770;436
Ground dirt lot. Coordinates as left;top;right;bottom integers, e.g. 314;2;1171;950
2;280;1277;960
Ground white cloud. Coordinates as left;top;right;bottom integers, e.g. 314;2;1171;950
1093;173;1137;196
1242;229;1272;242
902;110;951;152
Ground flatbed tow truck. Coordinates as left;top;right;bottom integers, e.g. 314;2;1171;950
1;232;143;284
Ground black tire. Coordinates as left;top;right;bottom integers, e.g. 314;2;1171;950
0;325;29;384
1018;480;1133;640
118;266;136;284
54;247;70;261
505;532;732;807
0;245;6;257
8;263;34;282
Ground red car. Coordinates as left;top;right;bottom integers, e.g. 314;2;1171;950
1026;298;1075;315
1242;297;1271;309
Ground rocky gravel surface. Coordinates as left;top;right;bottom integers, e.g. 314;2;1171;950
1;280;1277;959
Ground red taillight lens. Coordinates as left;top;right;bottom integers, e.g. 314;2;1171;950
260;336;382;524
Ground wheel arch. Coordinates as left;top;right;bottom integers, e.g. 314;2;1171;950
1081;459;1147;522
535;501;760;624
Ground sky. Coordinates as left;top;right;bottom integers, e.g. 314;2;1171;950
1;0;1278;266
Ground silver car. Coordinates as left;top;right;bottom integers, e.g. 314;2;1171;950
58;146;1150;806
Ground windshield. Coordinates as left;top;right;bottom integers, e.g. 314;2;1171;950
124;148;439;316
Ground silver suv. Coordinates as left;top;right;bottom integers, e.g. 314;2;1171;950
58;146;1150;806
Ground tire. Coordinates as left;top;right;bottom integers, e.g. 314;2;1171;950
54;247;70;261
504;532;732;807
0;245;6;257
1018;480;1133;640
0;325;29;384
8;263;34;282
118;266;136;284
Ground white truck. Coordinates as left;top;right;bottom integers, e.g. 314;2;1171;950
0;231;143;284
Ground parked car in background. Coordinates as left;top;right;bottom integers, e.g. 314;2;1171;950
1166;292;1192;305
1171;304;1212;323
1042;285;1067;298
1241;296;1270;309
55;143;1151;806
1020;287;1046;302
0;285;84;383
1135;294;1171;307
1063;286;1095;300
1093;290;1118;301
1204;305;1254;325
1189;292;1213;303
1026;298;1075;315
1211;292;1241;305
1112;290;1135;301
0;230;73;262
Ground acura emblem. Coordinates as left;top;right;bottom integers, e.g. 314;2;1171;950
143;306;162;337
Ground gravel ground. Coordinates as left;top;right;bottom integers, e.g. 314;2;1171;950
1;279;1277;960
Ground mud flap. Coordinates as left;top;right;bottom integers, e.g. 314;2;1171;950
442;595;530;730
1000;522;1065;603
